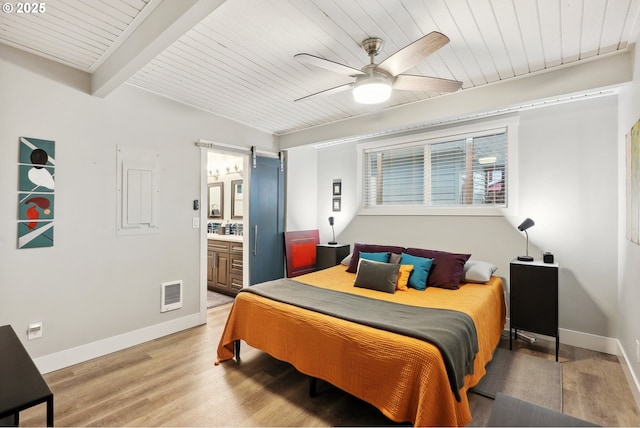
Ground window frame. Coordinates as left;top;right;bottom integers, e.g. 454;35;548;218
356;117;519;216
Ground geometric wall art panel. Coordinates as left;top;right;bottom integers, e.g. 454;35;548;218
18;193;54;221
17;136;56;248
19;164;55;192
17;221;54;249
19;136;55;166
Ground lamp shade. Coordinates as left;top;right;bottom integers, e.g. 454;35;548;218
328;216;337;244
517;218;535;231
353;75;392;104
517;217;535;262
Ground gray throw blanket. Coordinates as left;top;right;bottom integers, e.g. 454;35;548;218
241;278;478;401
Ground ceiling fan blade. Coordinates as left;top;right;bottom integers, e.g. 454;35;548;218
393;74;463;93
295;53;365;77
294;83;354;102
377;31;450;76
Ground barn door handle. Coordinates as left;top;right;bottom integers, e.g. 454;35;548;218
253;225;258;256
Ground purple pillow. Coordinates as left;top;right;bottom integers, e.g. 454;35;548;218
405;248;471;289
346;243;406;273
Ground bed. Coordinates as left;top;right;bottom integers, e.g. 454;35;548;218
217;245;506;427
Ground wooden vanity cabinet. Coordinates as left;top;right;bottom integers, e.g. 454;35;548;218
229;241;244;293
208;239;243;296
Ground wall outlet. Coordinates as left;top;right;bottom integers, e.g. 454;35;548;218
192;217;199;228
636;339;639;364
27;322;43;340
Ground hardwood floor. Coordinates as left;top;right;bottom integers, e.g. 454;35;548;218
20;303;640;426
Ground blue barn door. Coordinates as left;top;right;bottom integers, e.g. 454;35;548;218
249;154;285;284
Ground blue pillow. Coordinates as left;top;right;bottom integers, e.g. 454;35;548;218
359;251;391;263
400;253;434;290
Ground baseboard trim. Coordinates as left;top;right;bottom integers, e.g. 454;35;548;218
557;327;621;355
34;313;204;374
505;318;620;355
618;341;640;412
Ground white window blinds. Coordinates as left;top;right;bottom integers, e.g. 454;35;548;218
362;130;507;209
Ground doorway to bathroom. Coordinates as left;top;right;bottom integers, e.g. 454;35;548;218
203;148;286;308
206;151;246;305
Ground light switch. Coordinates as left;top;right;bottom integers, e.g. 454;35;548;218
28;322;43;340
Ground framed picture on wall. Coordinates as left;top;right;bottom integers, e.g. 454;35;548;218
333;180;342;196
332;198;341;212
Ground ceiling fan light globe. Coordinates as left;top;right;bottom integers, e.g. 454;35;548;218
353;80;392;104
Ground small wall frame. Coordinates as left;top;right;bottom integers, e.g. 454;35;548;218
332;179;342;196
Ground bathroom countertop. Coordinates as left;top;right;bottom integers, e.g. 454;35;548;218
207;233;243;242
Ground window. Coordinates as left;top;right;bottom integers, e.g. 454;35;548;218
359;120;516;216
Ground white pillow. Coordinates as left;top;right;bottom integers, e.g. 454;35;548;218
462;260;497;283
340;253;352;266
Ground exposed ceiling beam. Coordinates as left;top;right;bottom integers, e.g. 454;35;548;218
278;51;633;149
91;0;227;98
0;43;90;93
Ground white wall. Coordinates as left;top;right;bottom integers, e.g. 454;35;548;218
288;95;620;348
285;146;318;231
617;42;640;394
518;98;619;338
0;51;273;371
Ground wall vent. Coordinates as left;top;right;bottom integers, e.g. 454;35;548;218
161;280;183;313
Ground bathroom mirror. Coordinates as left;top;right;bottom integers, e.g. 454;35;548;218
231;179;243;219
208;182;223;219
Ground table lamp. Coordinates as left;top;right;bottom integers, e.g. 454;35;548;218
328;216;337;245
517;218;535;261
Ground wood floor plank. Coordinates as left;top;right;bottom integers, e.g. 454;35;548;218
18;303;640;426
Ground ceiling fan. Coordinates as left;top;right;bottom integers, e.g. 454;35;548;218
294;31;462;104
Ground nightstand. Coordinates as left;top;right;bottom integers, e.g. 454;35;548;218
509;259;559;361
316;244;350;270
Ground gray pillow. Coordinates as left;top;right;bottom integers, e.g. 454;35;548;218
388;252;402;264
354;259;399;293
462;260;497;283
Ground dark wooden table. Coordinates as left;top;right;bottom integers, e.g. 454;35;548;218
0;325;54;426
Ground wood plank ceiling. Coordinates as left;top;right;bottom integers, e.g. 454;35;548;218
1;0;639;136
0;0;156;72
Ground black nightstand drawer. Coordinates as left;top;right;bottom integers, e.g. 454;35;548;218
511;263;558;335
510;260;559;360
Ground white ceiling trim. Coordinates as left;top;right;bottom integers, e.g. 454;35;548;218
310;89;619;150
279;50;633;149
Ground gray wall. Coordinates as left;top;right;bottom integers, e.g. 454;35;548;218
0;52;273;366
617;42;640;395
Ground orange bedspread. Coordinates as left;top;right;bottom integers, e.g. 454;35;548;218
217;265;506;427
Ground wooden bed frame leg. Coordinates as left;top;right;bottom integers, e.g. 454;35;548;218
309;377;317;398
234;340;241;360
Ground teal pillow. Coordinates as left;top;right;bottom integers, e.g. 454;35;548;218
400;253;434;290
359;251;391;263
